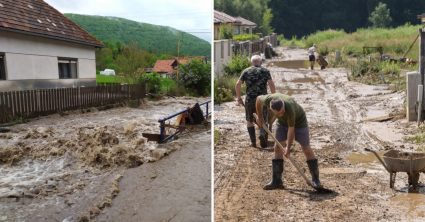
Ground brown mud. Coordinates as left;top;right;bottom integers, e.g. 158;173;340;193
0;97;211;221
214;47;424;221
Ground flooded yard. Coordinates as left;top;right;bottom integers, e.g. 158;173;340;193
0;97;211;221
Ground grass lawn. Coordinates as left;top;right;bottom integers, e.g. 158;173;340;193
96;74;122;84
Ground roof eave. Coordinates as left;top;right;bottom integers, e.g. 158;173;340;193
0;28;104;48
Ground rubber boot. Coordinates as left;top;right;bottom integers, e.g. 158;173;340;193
247;126;256;147
263;159;284;190
259;128;267;148
307;159;322;188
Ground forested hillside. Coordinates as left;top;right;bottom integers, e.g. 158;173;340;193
270;0;425;37
65;14;210;57
216;0;425;37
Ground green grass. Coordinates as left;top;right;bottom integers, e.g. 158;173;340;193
96;74;122;84
214;128;220;144
407;125;425;151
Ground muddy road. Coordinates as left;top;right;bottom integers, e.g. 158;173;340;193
0;97;211;221
214;48;424;221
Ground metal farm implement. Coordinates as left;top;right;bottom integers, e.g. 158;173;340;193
365;148;425;190
142;101;211;143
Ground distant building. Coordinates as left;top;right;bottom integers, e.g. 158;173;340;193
214;10;257;40
0;0;103;91
152;57;207;78
153;59;178;77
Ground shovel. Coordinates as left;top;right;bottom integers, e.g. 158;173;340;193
253;113;333;193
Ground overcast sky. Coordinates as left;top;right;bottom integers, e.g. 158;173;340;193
44;0;212;42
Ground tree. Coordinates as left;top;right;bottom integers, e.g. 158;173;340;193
260;8;274;35
368;2;392;28
115;42;154;83
177;60;211;96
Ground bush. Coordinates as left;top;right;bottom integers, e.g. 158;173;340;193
214;75;246;104
233;34;260;42
223;55;251;76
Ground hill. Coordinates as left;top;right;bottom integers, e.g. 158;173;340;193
65;14;210;57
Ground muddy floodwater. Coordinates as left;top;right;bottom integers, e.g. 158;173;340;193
0;97;211;221
214;47;425;221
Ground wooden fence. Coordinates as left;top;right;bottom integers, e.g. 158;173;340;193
0;84;146;124
232;33;278;56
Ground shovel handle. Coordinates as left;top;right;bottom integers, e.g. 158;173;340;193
253;113;315;188
364;148;390;172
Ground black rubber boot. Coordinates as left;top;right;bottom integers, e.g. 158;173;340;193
247;126;256;147
259;128;267;148
307;159;322;188
263;159;284;190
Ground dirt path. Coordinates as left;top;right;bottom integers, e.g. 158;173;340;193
214;48;424;221
0;97;211;221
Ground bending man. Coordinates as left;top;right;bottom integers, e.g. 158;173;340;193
256;93;321;190
236;55;276;148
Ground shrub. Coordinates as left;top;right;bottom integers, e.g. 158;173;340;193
139;73;161;93
233;34;260;42
219;24;233;40
223;55;251;76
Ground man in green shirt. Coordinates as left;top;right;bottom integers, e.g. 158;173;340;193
256;93;322;190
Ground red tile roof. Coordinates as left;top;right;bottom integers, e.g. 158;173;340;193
153;59;177;74
0;0;103;47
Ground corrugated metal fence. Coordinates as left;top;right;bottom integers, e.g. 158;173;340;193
0;84;145;124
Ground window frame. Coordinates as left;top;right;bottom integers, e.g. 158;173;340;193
0;52;6;80
58;57;78;79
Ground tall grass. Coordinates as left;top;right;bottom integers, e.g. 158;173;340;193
280;24;422;59
306;24;421;59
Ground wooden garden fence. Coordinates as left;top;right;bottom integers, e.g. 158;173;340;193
0;84;146;124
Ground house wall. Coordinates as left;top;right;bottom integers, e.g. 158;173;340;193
214;39;232;78
0;31;97;91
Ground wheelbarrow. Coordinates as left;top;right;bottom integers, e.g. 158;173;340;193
365;148;425;190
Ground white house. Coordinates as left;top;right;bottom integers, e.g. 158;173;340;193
214;10;257;40
0;0;103;91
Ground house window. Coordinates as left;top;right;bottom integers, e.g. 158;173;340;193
0;53;6;80
58;58;78;79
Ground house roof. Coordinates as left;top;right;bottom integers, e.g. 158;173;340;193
153;59;177;74
214;10;240;24
176;56;206;65
0;0;103;47
235;16;257;27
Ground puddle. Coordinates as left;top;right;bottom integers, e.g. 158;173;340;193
347;151;385;166
291;76;326;85
270;60;309;69
391;193;425;218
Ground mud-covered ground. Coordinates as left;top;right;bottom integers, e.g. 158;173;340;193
214;48;425;221
0;97;211;221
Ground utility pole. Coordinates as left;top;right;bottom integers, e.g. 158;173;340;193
176;38;180;80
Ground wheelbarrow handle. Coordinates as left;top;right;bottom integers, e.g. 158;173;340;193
364;148;390;172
